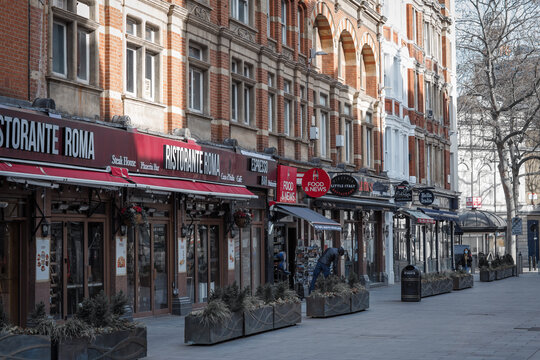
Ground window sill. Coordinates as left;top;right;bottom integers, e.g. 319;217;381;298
47;75;103;93
230;121;258;132
186;110;213;121
122;94;166;108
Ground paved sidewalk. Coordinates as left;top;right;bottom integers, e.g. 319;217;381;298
141;273;540;360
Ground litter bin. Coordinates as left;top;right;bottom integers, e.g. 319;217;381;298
401;265;421;302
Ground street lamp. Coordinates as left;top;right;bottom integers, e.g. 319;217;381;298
308;48;328;68
305;48;328;153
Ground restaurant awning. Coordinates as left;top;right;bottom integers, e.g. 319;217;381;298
0;161;257;200
314;195;397;210
130;174;256;199
273;204;342;231
418;207;459;221
398;208;436;224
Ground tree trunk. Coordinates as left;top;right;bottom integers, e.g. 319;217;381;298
496;142;516;260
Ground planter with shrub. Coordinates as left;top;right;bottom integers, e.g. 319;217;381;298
421;273;452;298
256;282;301;330
451;271;474;290
480;254;516;282
306;274;369;318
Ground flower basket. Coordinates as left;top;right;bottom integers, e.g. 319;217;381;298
120;204;148;228
233;209;252;228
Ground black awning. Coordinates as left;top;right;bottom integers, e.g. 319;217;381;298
457;209;507;233
315;195;397;210
273;204;342;231
398;208;436;224
418;207;459;221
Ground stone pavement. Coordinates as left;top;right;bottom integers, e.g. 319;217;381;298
141;273;540;360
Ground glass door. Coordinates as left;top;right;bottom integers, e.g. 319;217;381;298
0;222;20;325
129;223;169;315
186;223;221;303
50;221;105;319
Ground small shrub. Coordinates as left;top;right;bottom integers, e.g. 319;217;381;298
193;300;231;326
30;302;47;323
110;291;128;317
255;283;275;304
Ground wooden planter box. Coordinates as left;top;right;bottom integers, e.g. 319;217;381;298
184;311;243;345
273;302;301;329
480;269;496;282
306;294;351;318
350;291;370;313
0;333;51;360
243;305;273;336
452;274;474;290
421;278;452;298
55;327;147;359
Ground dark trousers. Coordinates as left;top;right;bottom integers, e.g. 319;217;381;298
309;262;330;292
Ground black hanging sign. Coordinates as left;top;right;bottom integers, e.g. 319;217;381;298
394;181;412;202
419;190;435;205
330;174;358;197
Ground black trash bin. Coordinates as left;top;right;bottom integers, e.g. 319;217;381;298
401;265;421;302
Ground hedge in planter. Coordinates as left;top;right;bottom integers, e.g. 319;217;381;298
185;283;247;344
256;282;301;330
421;273;453;298
480;254;516;282
307;274;369;318
451;271;474;290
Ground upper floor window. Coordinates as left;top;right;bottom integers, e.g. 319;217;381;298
231;58;255;125
284;80;291;94
344;104;351;117
188;44;208;113
281;0;287;45
231;0;249;24
345;120;352;163
320;112;328;158
320;93;328;107
126;17;137;36
267;0;272;38
145;25;158;43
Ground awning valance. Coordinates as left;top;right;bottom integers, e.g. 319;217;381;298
398;209;436;224
315;195;397;210
273;204;342;231
0;161;257;200
418;207;459;221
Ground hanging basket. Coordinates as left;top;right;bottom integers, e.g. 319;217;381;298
233;209;252;228
120;204;149;228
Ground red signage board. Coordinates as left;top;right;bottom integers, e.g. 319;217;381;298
466;197;482;209
0;106;277;187
301;168;330;198
276;165;297;203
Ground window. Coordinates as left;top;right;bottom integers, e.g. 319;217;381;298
231;82;239;121
299;104;305;139
125;17;162;101
281;0;287;45
284;100;291;135
344;104;351;116
126;47;136;95
426;145;431;184
268;93;275;132
384;127;391;170
345;121;352;163
53;0;66;8
126;17;137;36
365;112;372;124
189;66;203;112
53;22;67;76
188;45;206;113
366;128;372;168
284;80;291;94
320;112;328;157
268;73;274;87
297;7;303;53
231;59;239;74
243;64;252;78
244;86;253;125
320;93;328;107
267;0;271;37
77;29;90;82
232;0;249;24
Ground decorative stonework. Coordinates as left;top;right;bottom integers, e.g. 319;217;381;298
230;21;256;43
188;1;210;22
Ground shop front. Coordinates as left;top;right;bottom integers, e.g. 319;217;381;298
0;104;275;322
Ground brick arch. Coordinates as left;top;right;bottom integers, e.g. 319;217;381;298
335;18;358;52
336;19;358;87
360;32;378;98
359;32;378;65
310;1;335;37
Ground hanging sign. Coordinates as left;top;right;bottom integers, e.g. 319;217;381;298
178;237;187;273
301;168;331;198
276;165;297;203
466;197;482;209
330;174;358;197
394;181;412;202
116;236;127;276
418;190;435;205
36;238;50;282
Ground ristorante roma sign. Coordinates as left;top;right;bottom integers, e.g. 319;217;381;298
0;106;276;187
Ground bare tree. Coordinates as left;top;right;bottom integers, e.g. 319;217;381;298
456;0;540;260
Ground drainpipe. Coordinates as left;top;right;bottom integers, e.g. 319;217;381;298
28;0;31;100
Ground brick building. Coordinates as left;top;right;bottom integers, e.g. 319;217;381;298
381;0;459;283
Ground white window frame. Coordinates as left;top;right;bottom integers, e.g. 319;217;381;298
268;93;274;132
244;86;252;125
52;21;67;77
345;120;352;163
232;0;249;24
281;0;287;45
189;66;204;113
145;52;155;101
366;128;372;168
267;0;271;37
299;103;304;139
297;9;301;53
284;99;291;136
77;29;90;83
126;17;137;36
320;112;328;158
126;47;137;96
231;82;239;121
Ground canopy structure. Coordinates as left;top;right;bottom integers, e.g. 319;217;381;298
273;204;342;231
398;208;436;224
456;209;507;234
418;207;459;222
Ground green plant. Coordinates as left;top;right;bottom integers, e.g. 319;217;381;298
255;284;274;304
30;302;47;323
274;282;298;303
110;291;128;317
52;318;93;342
192;300;232;326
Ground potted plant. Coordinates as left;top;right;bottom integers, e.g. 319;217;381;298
480;265;496;282
54;291;147;360
307;274;369;318
348;273;370;313
233;209;252;228
0;302;52;359
120;204;148;228
451;270;474;290
421;272;452;298
256;282;301;330
184;283;246;345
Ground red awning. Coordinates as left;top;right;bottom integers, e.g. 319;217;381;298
130;174;256;199
0;161;256;199
0;162;135;188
